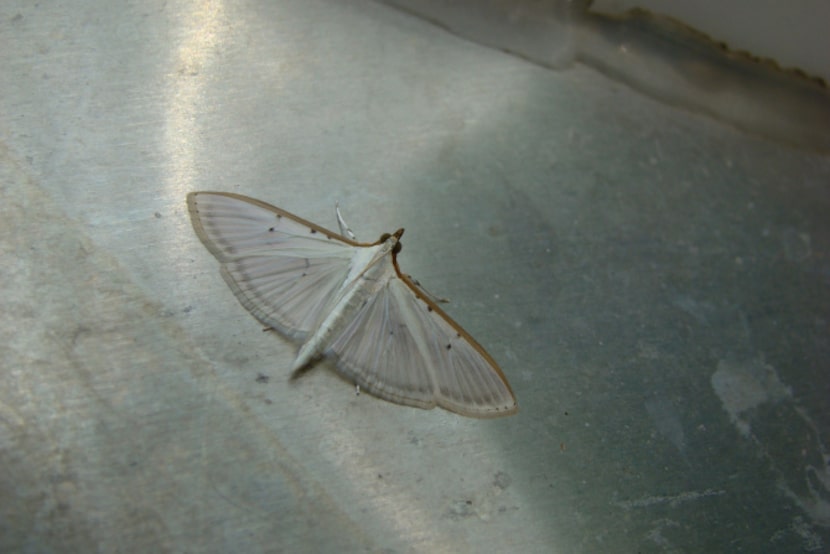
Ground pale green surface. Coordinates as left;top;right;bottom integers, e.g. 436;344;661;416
2;1;829;552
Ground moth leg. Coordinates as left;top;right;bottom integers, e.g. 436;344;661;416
335;202;357;240
355;383;361;396
407;275;450;303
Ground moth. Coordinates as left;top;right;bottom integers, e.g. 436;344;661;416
187;192;517;418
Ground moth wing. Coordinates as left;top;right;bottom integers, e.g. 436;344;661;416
326;272;518;418
188;192;357;338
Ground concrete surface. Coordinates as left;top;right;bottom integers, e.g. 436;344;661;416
2;1;829;552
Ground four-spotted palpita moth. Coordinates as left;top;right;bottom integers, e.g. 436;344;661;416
187;192;517;418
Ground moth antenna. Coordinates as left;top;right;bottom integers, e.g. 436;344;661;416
335;202;357;240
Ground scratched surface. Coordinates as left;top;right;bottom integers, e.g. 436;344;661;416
2;1;829;552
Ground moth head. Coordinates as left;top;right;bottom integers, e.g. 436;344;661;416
392;228;404;254
378;229;404;255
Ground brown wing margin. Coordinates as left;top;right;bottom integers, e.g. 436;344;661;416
187;191;386;248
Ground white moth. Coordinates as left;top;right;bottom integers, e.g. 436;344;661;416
187;192;517;418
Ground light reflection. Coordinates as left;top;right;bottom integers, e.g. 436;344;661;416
162;0;227;199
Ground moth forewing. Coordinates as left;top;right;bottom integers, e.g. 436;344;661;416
187;192;366;337
393;263;518;417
